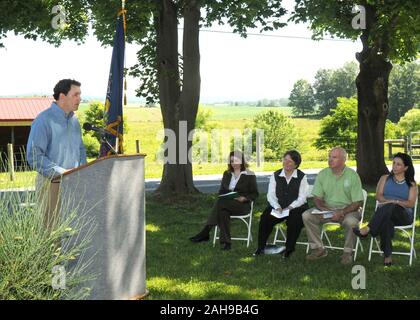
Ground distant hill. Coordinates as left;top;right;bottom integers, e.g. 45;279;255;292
203;98;290;107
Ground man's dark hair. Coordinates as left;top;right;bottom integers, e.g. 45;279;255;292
53;79;81;100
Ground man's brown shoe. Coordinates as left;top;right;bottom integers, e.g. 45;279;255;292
306;248;328;260
340;252;353;265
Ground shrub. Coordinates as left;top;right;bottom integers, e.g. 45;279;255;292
81;101;129;154
0;176;94;299
385;120;399;139
396;108;420;137
82;101;105;143
82;134;100;158
251;110;300;161
314;97;357;156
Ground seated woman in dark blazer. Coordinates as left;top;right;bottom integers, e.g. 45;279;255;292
254;150;309;258
189;150;259;250
353;152;418;266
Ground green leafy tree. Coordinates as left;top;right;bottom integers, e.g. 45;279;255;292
80;101;129;157
195;107;216;132
388;62;420;122
396;108;420;137
288;79;315;116
82;134;100;159
252;110;300;161
0;1;89;48
385;120;399;140
313;62;358;116
315;97;401;156
313;68;335;116
1;0;288;197
191;106;217;163
82;101;106;143
91;0;287;196
314;97;358;156
291;0;420;184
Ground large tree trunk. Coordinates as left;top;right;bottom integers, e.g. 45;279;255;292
154;0;201;197
355;5;392;185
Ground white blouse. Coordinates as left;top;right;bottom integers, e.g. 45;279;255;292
267;169;309;210
229;171;248;191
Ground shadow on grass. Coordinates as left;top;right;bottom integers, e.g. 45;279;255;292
144;190;420;300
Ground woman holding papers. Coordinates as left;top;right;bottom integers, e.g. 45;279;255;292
254;150;309;258
353;153;417;266
189;150;259;250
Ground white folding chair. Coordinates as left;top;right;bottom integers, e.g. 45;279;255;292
272;185;313;253
320;189;368;261
368;196;418;266
213;201;254;247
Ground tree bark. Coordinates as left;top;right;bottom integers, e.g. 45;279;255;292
355;5;392;185
154;0;201;197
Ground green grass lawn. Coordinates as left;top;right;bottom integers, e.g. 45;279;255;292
145;188;420;299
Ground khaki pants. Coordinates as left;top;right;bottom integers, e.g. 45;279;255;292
302;208;361;254
36;174;61;232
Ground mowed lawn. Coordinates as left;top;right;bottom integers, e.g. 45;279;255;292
145;189;420;300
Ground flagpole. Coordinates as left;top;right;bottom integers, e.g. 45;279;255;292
122;0;127;106
121;0;126;154
118;0;127;154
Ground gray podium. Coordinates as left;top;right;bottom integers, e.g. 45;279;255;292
58;154;146;300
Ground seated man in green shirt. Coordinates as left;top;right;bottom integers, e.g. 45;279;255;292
302;147;364;265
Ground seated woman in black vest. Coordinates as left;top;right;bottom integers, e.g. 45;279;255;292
189;150;259;250
254;150;309;258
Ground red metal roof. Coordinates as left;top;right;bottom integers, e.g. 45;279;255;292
0;97;54;122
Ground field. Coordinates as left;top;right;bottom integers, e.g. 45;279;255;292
76;103;330;179
91;104;336;178
0;103;408;188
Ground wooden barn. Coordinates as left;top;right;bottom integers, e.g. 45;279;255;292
0;97;53;169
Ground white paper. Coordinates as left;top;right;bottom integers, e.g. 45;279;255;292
270;208;289;219
311;209;334;219
218;191;238;198
322;212;334;219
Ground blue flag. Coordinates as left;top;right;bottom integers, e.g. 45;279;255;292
100;10;126;157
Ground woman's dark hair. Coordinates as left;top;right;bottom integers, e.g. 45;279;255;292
227;150;248;172
283;150;302;168
53;79;81;100
390;152;416;187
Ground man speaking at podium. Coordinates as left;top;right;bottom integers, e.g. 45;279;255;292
27;79;87;229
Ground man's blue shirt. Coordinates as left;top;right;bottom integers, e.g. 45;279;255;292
27;102;87;178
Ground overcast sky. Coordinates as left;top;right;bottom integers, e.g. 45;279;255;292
0;0;362;103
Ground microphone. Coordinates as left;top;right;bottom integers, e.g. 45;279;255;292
83;123;111;136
